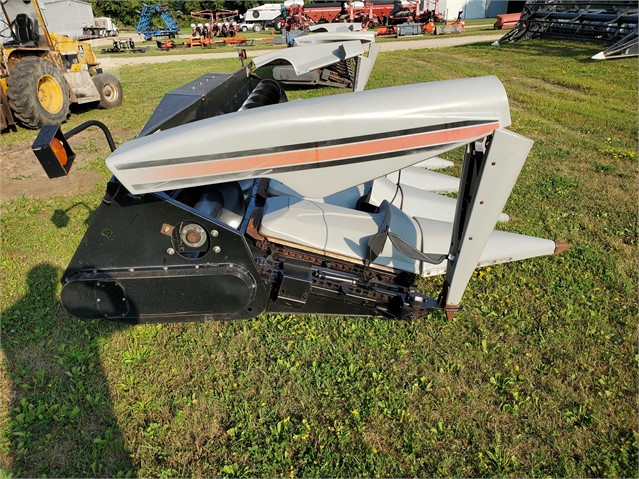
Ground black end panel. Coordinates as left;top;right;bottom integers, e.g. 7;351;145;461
61;186;268;323
62;265;257;322
139;68;288;137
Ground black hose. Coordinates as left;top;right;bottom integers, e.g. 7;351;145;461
65;120;117;152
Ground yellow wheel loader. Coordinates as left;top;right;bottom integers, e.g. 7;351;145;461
1;0;123;131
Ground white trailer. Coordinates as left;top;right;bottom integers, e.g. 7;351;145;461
39;0;93;37
239;3;283;32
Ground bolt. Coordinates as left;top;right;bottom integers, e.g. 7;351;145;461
186;230;201;244
167;248;175;255
213;246;222;254
211;229;219;237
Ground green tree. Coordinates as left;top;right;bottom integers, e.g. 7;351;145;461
90;0;144;27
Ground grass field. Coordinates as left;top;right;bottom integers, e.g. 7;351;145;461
1;39;637;477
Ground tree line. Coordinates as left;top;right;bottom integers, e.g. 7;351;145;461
89;1;269;27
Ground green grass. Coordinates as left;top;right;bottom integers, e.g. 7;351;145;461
1;40;637;477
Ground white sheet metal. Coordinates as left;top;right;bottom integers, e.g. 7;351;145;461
308;22;363;32
259;196;556;277
260;197;424;273
267;179;368;208
293;31;375;45
106;76;511;197
251;40;364;75
443;128;534;306
369;177;510;223
414;157;455;170
353;42;380;92
386;167;460;193
412;218;556;277
269;175;511;223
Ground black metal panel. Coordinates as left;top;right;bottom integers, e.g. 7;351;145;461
61;184;270;323
62;264;257;322
276;260;313;308
139;68;288;137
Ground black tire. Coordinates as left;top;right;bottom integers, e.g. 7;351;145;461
6;56;70;129
92;73;123;109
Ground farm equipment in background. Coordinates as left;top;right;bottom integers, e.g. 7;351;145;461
185;10;241;47
101;38;149;54
156;38;177;50
426;10;464;35
493;12;522;30
1;0;123;131
301;0;396;28
334;1;376;28
135;4;179;41
32;66;570;323
280;0;309;45
493;0;638;60
239;3;283;32
377;0;460;37
387;0;442;25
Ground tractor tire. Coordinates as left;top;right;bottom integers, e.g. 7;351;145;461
253;23;262;32
92;73;123;109
6;56;70;129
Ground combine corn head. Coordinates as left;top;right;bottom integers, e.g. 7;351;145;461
252;31;379;91
493;0;638;60
33;68;570;323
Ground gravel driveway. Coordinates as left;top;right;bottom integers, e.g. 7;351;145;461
99;33;503;68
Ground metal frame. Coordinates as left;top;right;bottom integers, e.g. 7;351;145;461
494;0;638;60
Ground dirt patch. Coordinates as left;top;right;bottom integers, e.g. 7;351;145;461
0;133;103;203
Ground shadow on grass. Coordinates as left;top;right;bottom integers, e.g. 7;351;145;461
50;202;96;228
466;38;603;59
1;263;135;477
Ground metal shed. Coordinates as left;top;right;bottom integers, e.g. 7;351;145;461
437;0;525;20
39;0;94;38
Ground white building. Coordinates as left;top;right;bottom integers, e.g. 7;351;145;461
39;0;94;37
431;0;525;20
